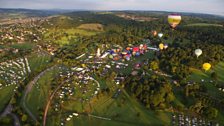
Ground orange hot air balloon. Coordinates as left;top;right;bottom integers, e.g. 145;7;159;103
152;30;157;36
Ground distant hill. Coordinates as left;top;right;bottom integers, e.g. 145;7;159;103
113;10;224;21
0;8;74;19
0;8;223;21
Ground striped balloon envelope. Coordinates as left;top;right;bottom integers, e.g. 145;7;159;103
168;14;181;29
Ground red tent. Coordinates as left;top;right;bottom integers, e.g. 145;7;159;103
133;47;139;52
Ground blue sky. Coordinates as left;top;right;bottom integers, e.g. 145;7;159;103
0;0;224;16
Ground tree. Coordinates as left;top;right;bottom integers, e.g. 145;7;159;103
190;101;203;114
0;116;13;125
204;107;218;119
211;72;218;80
22;114;28;122
150;92;165;107
150;61;159;71
166;93;175;103
136;112;141;117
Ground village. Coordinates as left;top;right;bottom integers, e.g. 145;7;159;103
0;57;31;90
0;22;223;126
1;25;222;125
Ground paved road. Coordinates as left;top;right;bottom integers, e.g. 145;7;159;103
8;113;20;126
43;75;100;126
0;104;12;117
0;104;20;126
89;114;111;120
22;65;56;122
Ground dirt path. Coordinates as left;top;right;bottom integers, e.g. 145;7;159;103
43;82;64;126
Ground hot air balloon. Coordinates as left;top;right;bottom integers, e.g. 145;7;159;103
164;43;168;49
136;52;140;56
168;14;181;29
202;63;211;71
152;30;157;36
122;52;127;55
158;33;163;38
159;43;164;50
139;44;144;49
195;49;202;58
109;55;113;59
81;64;86;68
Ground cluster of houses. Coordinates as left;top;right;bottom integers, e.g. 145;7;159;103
48;66;105;125
0;23;44;45
172;114;219;126
0;17;60;56
73;67;100;98
56;70;76;102
0;58;31;90
0;16;53;47
218;87;224;93
0;47;19;54
55;66;101;106
60;112;79;126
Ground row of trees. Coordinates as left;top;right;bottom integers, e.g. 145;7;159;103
124;73;175;109
157;42;224;80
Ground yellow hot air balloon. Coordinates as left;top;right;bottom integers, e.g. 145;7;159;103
159;43;164;50
168;14;181;29
81;64;86;68
202;63;211;71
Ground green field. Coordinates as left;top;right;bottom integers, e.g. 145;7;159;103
45;64;172;126
10;43;34;50
189;62;224;83
188;62;224;98
213;62;224;83
28;53;51;73
0;85;16;111
188;62;224;124
44;28;99;45
185;23;223;27
25;67;61;116
63;89;171;126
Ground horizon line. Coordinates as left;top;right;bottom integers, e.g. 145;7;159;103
0;7;223;17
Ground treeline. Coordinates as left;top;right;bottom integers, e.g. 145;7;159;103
178;26;224;45
157;42;224;80
124;73;175;110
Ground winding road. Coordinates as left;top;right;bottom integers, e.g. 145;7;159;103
8;113;20;126
43;75;101;126
0;104;20;126
21;65;56;122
